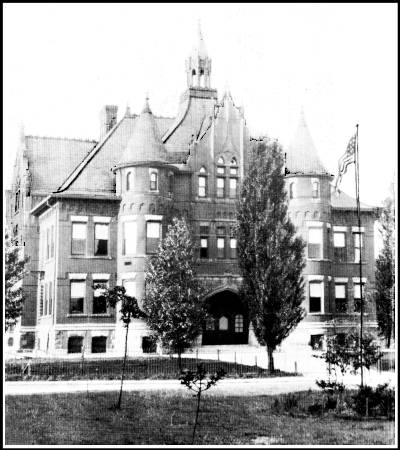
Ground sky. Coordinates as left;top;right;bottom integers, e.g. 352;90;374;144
3;3;397;209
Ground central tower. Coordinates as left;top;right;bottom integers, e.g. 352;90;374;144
185;22;212;89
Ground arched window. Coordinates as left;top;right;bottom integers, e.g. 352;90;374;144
312;181;319;198
217;156;225;165
198;167;207;197
150;172;158;191
126;172;132;191
219;316;229;331
230;157;237;165
206;317;215;330
191;69;196;85
289;182;294;199
199;69;205;87
199;166;206;173
234;314;244;333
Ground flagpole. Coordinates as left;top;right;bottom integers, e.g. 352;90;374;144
354;123;364;387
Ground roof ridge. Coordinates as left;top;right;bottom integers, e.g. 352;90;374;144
25;135;98;143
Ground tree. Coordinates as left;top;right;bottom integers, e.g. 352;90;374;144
236;139;306;371
5;233;29;332
375;195;395;348
143;217;207;369
99;285;144;409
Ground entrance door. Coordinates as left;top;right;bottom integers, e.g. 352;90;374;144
202;290;249;345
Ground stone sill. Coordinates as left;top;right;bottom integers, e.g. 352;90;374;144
69;256;113;260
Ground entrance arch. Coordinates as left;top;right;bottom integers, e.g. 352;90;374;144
202;290;249;345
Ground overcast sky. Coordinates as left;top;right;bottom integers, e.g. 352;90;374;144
3;3;397;208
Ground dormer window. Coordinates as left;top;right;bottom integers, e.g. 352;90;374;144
150;171;158;191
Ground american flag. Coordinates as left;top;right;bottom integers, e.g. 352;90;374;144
333;133;356;192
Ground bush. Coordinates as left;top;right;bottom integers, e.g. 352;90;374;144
352;383;395;417
283;393;298;411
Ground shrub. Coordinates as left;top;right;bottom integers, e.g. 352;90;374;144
283;393;298;411
351;383;395;417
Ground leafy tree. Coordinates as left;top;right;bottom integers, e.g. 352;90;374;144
143;217;207;369
236;139;306;371
99;285;144;409
5;233;29;332
375;195;395;347
180;364;226;444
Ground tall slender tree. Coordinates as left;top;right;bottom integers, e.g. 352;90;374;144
5;233;29;332
236;139;306;371
375;195;395;348
143;217;207;369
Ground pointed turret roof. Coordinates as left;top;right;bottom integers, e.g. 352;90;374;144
191;21;208;60
117;97;167;167
285;110;331;175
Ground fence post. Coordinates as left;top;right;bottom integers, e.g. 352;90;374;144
217;349;220;361
365;398;369;418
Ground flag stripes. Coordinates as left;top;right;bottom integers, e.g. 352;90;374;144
334;133;356;192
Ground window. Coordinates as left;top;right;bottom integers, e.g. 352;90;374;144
205;317;215;330
94;223;109;256
126;172;132;191
333;232;346;261
312;181;319;198
217;237;225;259
230;157;237;165
229;178;237;198
44;283;48;316
198;175;207;197
310;334;324;350
309;282;322;313
235;314;244;332
14;185;20;213
39;284;44;316
200;225;209;259
199;166;206;173
308;228;322;259
146;221;161;254
70;280;85;314
8;337;14;347
335;284;347;313
289;182;294;199
150;171;158;191
217;166;225;174
71;222;86;255
91;336;107;353
217;177;225;198
123;221;136;255
68;336;83;354
142;336;157;353
219;316;228;330
48;281;53;316
217;156;224;164
230;237;237;258
168;173;174;195
230;167;238;175
353;232;364;263
353;282;365;313
123;280;136;297
93;280;108;314
46;228;50;259
50;225;55;258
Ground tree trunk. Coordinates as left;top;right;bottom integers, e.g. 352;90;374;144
267;346;275;372
178;350;182;372
116;320;130;409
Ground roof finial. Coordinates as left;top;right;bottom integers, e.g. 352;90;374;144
125;100;131;117
142;92;152;114
192;19;208;59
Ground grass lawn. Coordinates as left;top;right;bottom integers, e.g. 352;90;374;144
5;390;395;445
6;356;294;381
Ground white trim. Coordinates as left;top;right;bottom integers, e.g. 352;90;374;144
308;275;324;281
92;273;110;280
145;214;163;221
70;215;88;222
335;277;349;283
68;273;87;280
307;221;324;228
120;214;138;222
352;226;365;232
93;216;111;223
54;324;115;331
333;226;347;232
352;277;367;283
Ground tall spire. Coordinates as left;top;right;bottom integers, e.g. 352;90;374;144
142;92;152;114
186;21;212;89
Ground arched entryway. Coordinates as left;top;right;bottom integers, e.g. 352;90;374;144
202;290;249;345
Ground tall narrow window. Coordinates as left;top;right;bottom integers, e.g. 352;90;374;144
94;223;109;256
289;182;294;199
219;316;228;330
46;228;50;259
43;283;48;316
70;280;85;314
308;228;323;259
48;281;53;316
150;172;158;191
39;284;44;316
234;314;244;332
230;237;237;259
93;280;108;314
353;282;365;313
309;282;322;313
123;221;136;255
353;232;364;263
335;284;347;313
229;178;237;198
168;173;174;195
199;225;209;259
312;181;319;198
217;177;225;198
198;175;207;197
334;231;346;261
146;221;161;254
71;222;86;255
126;172;132;191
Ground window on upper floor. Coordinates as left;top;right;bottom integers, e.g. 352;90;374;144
70;280;85;315
230;237;237;259
71;222;87;256
309;282;322;313
126;172;132;191
14;183;20;213
199;225;209;259
229;178;237;198
335;284;347;313
94;223;109;256
48;281;53;316
353;232;364;263
122;221;136;255
198;168;207;197
219;316;229;330
150;171;158;191
168;172;174;195
217;156;224;165
39;283;44;317
234;314;244;333
146;221;161;254
334;231;346;261
289;182;294;199
217;177;225;198
353;282;365;313
312;181;320;199
308;227;323;259
93;280;108;314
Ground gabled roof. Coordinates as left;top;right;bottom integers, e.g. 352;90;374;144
331;189;376;211
285;111;331;175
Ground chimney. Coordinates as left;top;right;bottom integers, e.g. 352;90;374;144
100;105;118;140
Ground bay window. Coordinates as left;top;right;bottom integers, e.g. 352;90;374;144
146;221;161;254
308;227;323;259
